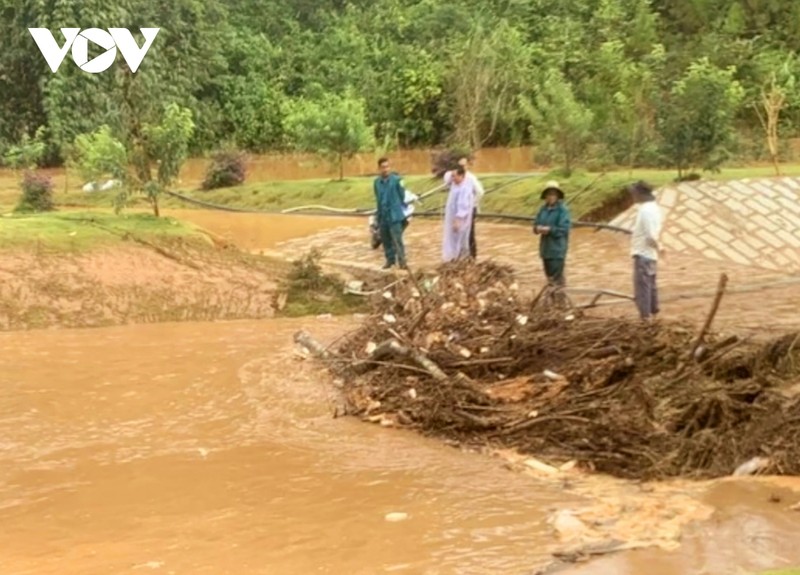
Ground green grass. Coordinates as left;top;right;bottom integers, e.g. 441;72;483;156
281;293;367;317
49;164;800;221
0;211;204;250
4;164;800;231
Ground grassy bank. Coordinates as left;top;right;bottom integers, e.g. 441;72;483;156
3;164;797;222
0;211;206;251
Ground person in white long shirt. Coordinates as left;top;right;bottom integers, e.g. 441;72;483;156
628;181;664;321
442;166;475;262
457;157;484;259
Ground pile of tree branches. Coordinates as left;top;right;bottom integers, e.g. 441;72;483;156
297;260;800;480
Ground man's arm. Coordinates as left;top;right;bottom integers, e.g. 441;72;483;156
396;177;406;207
373;180;381;222
470;173;485;200
533;208;543;234
549;206;572;238
641;206;661;250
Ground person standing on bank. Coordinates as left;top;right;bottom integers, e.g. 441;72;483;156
373;157;408;270
457;156;485;259
442;166;475;262
533;181;572;287
628;180;664;322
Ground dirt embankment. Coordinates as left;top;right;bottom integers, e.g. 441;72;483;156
0;237;286;331
297;260;800;481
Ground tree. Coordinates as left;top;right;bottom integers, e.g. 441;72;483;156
134;103;195;217
70;125;129;212
591;41;666;166
4;0;800;162
4;126;52;214
658;58;745;178
751;51;798;175
445;19;531;149
2;126;47;170
284;92;374;180
71;126;128;181
520;69;594;175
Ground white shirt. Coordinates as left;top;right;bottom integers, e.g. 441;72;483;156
631;201;663;260
468;172;485;210
402;190;418;218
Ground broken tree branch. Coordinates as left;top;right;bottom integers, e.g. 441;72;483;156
688;273;729;362
294;330;334;360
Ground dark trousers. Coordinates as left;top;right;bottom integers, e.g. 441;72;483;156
633;255;659;319
469;207;477;258
379;222;406;266
542;258;566;286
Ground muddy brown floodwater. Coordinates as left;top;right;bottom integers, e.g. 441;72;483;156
2;209;800;574
2;319;800;575
0;319;583;575
162;209;363;251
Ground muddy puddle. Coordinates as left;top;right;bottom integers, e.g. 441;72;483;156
2;318;799;574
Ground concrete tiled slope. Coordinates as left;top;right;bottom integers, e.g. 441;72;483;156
611;177;800;273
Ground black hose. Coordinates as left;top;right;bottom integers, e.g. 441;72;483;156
163;190;631;234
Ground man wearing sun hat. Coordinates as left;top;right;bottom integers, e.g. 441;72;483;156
533;180;572;288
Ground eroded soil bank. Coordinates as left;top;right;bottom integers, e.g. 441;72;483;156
0;237;284;331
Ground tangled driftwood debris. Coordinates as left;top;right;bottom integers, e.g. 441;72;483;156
296;260;800;480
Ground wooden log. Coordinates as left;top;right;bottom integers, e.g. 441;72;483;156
408;345;449;381
528;283;550;312
585;346;620;360
350;339;400;374
359;338;450;382
688;273;729;362
293;330;333;359
709;335;739;354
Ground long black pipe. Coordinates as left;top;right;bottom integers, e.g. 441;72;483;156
163;190;631;234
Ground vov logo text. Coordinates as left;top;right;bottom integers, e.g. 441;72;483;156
28;28;160;74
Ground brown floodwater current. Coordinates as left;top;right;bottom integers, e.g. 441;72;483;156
2;319;799;575
2;210;800;574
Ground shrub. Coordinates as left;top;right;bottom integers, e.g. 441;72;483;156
201;150;246;190
431;147;473;178
15;171;55;212
276;249;367;317
285;249;336;292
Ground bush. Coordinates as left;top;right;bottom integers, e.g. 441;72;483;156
201;150;246;190
285;249;337;292
15;171;55;212
277;249;367;317
430;147;473;178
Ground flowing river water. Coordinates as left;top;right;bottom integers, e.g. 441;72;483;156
2;211;800;574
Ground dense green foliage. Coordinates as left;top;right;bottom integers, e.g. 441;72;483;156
284;92;374;179
1;0;799;174
69;104;194;215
